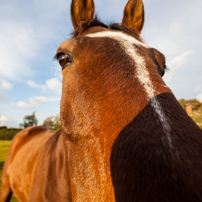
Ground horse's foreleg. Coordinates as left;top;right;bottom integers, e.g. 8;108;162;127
0;170;12;202
0;150;13;202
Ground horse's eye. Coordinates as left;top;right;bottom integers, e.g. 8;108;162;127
55;52;72;70
162;64;167;76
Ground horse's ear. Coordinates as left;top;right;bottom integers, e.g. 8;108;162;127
122;0;145;34
71;0;95;30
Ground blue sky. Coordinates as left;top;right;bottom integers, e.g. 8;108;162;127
0;0;202;128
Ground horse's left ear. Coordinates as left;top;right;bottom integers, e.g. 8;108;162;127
122;0;145;34
71;0;95;30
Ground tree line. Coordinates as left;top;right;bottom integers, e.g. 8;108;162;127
178;99;202;129
0;113;61;140
178;99;202;112
18;112;61;130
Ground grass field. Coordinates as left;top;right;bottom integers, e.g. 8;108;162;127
0;140;19;202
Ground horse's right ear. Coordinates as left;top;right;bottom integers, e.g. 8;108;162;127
71;0;95;30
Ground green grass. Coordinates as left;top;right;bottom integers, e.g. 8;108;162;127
0;140;11;188
0;140;19;202
0;141;11;161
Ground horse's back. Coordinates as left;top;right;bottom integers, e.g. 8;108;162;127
28;128;71;202
1;126;56;202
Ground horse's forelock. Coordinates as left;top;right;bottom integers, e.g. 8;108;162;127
71;16;108;36
71;16;143;41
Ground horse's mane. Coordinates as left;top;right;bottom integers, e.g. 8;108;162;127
72;16;108;36
72;16;142;41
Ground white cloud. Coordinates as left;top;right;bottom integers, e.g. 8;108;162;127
0;90;6;101
163;51;193;83
27;80;46;91
27;78;62;94
168;51;193;69
169;22;183;36
0;79;12;101
0;115;18;128
0;0;71;82
12;96;48;109
46;78;62;94
12;95;60;109
0;21;37;80
196;93;202;102
195;85;202;92
195;85;202;102
0;79;12;90
0;115;9;126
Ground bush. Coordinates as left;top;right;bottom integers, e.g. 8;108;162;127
53;123;61;130
0;127;21;140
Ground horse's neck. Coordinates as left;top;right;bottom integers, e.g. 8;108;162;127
63;92;202;201
63;133;116;202
110;92;202;202
113;92;202;152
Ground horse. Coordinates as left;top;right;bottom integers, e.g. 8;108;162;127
1;0;202;201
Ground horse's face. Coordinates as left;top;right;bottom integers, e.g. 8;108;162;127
56;0;171;139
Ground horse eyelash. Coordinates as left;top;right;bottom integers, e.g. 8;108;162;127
53;54;58;61
164;65;169;72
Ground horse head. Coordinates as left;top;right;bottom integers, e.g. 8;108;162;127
55;0;202;201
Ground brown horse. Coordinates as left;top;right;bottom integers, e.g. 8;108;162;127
1;0;202;201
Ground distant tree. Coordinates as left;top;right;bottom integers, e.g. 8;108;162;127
199;105;202;113
178;99;186;110
178;99;202;130
54;123;61;130
43;116;54;129
0;127;21;140
53;114;61;130
42;114;61;130
178;99;202;111
19;112;38;128
192;100;201;111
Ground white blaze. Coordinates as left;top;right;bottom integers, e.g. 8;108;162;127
87;31;172;148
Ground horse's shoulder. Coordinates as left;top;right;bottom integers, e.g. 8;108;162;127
12;126;53;147
6;127;55;163
27;129;69;201
39;128;63;152
15;126;54;139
